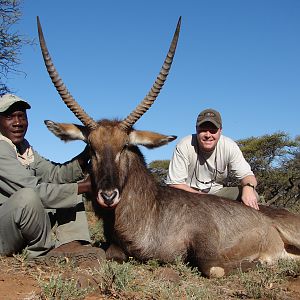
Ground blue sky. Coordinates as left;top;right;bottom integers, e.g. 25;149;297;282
6;0;300;164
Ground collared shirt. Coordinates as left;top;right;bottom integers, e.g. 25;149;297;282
0;133;34;166
166;134;254;194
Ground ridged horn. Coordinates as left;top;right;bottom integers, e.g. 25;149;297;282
120;17;181;131
37;16;98;130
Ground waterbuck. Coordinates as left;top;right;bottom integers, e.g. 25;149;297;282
37;16;300;278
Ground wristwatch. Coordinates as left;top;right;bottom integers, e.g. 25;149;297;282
243;183;255;190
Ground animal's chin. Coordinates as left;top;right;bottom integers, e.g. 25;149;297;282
98;203;117;210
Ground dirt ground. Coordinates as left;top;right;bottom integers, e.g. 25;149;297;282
1;255;300;300
0;256;105;300
0;258;40;300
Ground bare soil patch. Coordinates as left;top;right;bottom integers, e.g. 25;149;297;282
0;257;40;300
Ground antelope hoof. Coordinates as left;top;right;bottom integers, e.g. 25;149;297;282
209;266;225;278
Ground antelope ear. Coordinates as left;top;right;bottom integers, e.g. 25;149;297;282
44;120;89;142
128;130;177;149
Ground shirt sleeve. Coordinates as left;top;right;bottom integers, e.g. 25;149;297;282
228;141;254;180
33;150;84;184
0;141;79;208
166;138;190;185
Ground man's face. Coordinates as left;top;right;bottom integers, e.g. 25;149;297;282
0;107;28;146
196;121;221;152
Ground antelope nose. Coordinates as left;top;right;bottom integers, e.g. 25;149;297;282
100;191;118;206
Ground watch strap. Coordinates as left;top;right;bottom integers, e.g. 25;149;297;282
243;183;255;190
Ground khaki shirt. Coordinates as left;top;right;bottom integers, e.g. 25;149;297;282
0;137;84;208
166;134;254;194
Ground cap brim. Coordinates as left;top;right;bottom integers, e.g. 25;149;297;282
197;118;221;128
0;100;31;113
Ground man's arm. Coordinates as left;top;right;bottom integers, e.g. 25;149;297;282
227;139;259;210
168;184;209;194
72;145;90;174
33;147;88;184
169;183;199;193
166;136;197;192
240;175;259;210
0;141;89;209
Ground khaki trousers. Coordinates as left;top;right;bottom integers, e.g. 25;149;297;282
0;188;91;258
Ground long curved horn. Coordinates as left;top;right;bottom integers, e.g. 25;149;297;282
37;16;98;130
120;17;181;131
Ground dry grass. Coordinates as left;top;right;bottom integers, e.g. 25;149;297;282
1;210;300;300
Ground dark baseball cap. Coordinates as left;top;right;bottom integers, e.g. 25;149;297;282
0;94;31;112
196;108;222;129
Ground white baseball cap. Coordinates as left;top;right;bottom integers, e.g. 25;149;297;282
0;94;31;112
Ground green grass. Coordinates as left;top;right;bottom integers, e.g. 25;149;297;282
38;274;92;300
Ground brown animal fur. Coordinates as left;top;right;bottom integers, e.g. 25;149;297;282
45;120;300;278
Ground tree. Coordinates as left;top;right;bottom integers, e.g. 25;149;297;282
237;132;297;174
148;160;170;185
0;0;29;95
233;132;300;209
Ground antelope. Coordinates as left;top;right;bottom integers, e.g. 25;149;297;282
37;16;300;278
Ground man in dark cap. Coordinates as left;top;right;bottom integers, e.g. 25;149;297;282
0;94;105;263
166;108;259;210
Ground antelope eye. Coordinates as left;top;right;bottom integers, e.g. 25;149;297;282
122;139;129;148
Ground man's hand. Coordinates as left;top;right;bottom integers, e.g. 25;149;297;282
241;186;259;210
77;175;92;195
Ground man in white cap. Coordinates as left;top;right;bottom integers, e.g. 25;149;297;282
0;94;105;263
166;108;259;210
